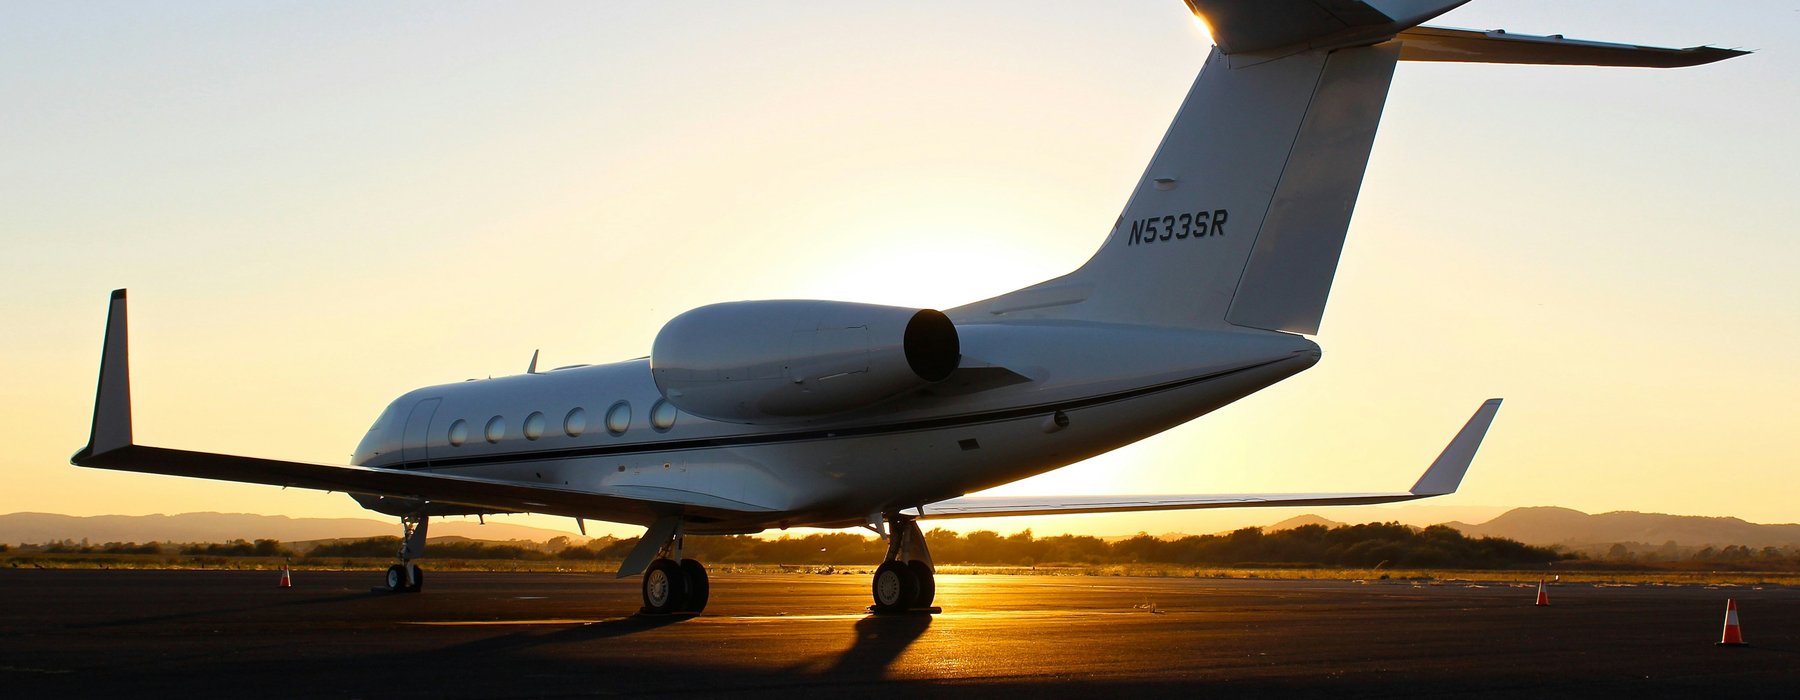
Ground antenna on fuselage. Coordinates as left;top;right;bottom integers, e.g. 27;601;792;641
527;349;539;374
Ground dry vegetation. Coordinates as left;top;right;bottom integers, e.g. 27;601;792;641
6;524;1798;586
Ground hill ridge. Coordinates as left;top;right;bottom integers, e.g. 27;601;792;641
1443;506;1800;549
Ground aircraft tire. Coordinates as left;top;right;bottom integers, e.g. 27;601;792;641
679;559;709;613
407;563;424;593
906;560;935;608
385;564;406;592
642;558;687;614
872;560;918;612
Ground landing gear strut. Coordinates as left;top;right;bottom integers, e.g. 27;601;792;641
385;515;427;593
870;516;936;613
636;528;709;615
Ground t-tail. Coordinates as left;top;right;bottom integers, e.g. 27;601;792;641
953;0;1742;334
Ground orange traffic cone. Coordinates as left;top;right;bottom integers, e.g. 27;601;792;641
1534;579;1549;606
1717;598;1747;646
278;565;292;588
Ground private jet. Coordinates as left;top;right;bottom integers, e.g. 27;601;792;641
74;0;1740;614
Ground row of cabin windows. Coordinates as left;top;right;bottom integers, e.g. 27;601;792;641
444;399;680;447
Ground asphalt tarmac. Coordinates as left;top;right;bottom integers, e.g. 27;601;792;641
2;569;1795;698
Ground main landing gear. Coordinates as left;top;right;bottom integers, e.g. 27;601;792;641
870;517;936;614
623;515;934;615
635;526;710;615
384;515;427;593
641;555;709;615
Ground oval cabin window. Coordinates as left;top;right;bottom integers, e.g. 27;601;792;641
605;401;632;436
650;399;678;432
564;408;587;437
485;416;506;444
447;419;468;447
523;411;546;441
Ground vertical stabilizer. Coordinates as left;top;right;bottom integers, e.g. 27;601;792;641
1049;42;1400;332
1225;44;1397;334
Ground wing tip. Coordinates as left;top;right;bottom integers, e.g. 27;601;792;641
1408;398;1503;496
84;288;134;457
1675;45;1750;67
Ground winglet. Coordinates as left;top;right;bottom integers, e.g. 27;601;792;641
1408;398;1502;496
74;289;134;463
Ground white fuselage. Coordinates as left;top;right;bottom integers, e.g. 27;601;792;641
351;320;1320;534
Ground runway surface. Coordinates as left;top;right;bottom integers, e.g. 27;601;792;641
2;569;1795;698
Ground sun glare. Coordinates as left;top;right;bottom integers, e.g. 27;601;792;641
1190;13;1216;44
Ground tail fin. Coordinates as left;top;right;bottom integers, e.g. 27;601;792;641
955;1;1742;334
1035;34;1405;334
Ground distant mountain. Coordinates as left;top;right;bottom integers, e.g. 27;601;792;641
1444;507;1800;549
1261;514;1344;532
0;512;582;545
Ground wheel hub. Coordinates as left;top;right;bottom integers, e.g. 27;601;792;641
876;571;901;606
646;570;671;606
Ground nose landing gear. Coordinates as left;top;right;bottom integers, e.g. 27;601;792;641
383;515;428;593
385;562;423;593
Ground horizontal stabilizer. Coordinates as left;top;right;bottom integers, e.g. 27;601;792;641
1396;26;1747;67
920;398;1501;520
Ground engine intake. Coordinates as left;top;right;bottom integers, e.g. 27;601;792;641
651;300;960;424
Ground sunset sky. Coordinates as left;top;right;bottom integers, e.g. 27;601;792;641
4;2;1795;539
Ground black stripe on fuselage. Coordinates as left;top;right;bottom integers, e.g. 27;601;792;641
392;357;1291;472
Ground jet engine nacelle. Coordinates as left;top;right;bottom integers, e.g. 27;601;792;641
651;300;960;424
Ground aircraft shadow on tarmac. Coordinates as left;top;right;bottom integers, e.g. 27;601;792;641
424;610;934;680
433;612;694;657
827;615;933;677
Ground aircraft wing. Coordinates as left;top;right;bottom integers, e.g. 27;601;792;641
919;398;1501;520
69;290;775;525
73;444;776;524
